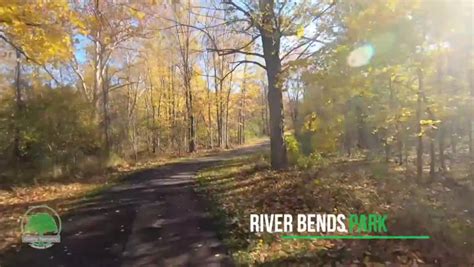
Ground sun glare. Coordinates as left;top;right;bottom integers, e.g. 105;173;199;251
347;44;375;67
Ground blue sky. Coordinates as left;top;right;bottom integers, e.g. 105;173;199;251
74;34;90;64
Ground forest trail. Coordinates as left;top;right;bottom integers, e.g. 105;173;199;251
1;142;268;267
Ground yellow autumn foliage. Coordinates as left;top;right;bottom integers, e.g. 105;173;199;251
0;0;84;63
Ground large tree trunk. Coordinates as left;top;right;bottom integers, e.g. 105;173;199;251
93;34;111;158
102;66;111;155
265;65;287;169
259;0;288;170
261;85;269;136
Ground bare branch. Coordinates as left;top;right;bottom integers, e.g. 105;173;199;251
70;55;92;101
41;65;62;86
165;16;262;60
231;60;266;71
208;47;260;57
311;1;336;23
281;34;326;61
222;0;255;24
207;34;262;57
281;1;336;36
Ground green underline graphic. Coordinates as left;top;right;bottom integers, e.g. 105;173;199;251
282;235;430;240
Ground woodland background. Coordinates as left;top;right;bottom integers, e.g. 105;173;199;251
0;1;472;183
0;0;473;264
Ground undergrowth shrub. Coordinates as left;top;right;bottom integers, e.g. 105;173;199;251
285;134;325;169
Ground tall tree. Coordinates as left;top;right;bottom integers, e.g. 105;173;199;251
204;0;337;169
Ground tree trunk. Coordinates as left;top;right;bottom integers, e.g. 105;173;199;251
450;123;457;154
439;124;446;171
469;65;474;176
258;0;288;170
424;96;437;181
261;85;269;136
469;66;473;159
206;68;213;148
224;64;234;149
216;79;223;148
397;123;403;165
265;66;287;169
94;39;102;107
437;58;446;172
184;73;195;152
238;63;247;145
175;17;195;153
213;52;223;148
13;50;22;170
102;66;110;155
416;68;424;180
170;65;177;151
150;75;157;153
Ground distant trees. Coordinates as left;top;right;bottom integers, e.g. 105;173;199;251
1;0;470;183
0;0;268;183
172;2;198;152
295;0;473;181
209;0;337;169
0;1;83;178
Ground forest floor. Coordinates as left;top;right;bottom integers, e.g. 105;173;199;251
197;152;473;266
1;141;472;266
0;141;266;267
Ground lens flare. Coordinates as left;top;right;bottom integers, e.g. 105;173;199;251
347;44;375;67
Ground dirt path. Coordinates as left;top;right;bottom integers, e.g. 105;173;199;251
1;143;268;267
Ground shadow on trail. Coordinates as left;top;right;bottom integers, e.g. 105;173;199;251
0;142;268;267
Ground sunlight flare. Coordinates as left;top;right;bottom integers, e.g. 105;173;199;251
347;44;375;67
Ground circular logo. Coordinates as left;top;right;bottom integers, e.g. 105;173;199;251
21;205;62;249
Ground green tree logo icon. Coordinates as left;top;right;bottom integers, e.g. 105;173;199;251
21;205;61;249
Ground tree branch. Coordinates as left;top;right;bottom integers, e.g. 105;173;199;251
208;47;263;58
281;34;326;61
281;1;336;36
109;82;138;92
41;65;62;86
222;0;255;24
231;60;266;71
0;34;39;64
311;1;336;23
